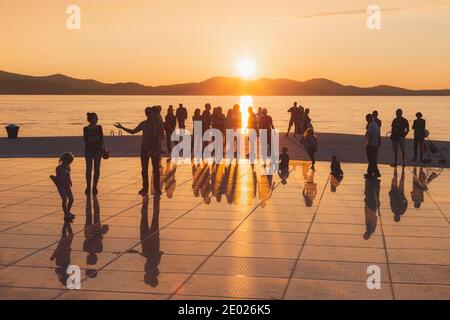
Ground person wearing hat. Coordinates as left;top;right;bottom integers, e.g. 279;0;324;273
412;112;426;162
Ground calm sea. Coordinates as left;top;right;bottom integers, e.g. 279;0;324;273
1;95;449;141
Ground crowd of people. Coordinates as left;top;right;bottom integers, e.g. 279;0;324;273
48;101;434;224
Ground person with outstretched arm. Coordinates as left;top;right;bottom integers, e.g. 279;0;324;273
114;107;165;196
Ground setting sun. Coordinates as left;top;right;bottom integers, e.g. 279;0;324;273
236;58;256;79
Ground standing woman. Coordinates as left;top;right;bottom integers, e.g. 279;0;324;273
84;112;104;196
164;105;177;154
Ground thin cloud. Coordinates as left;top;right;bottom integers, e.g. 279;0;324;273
274;1;450;20
298;7;402;19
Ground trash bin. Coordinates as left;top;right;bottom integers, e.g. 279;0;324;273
5;124;20;139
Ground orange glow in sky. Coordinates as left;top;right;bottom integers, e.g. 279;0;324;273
1;0;450;89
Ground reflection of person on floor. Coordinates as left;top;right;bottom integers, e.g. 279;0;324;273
142;196;163;287
411;167;427;209
278;147;290;185
83;196;109;278
225;164;239;204
249;164;258;204
389;168;408;222
303;169;317;207
258;170;274;208
128;196;163;288
330;155;344;192
192;161;212;203
163;159;177;198
150;158;165;196
363;178;380;240
50;221;74;286
211;163;225;202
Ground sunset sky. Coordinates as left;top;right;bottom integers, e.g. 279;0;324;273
1;0;450;89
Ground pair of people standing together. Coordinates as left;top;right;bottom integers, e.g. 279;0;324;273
50;112;104;222
390;109;427;167
286;102;312;137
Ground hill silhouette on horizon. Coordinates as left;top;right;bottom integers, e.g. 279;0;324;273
1;70;449;96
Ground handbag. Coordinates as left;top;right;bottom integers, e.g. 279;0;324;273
101;147;110;160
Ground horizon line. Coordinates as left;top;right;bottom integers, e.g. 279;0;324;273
1;69;450;92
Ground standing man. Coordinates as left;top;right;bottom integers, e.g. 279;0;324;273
390;108;410;167
201;103;212;134
176;104;188;130
365;114;381;179
114;106;165;196
412;112;426;162
286;102;299;137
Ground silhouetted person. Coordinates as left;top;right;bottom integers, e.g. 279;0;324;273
247;106;258;135
296;106;305;135
50;152;75;221
278;147;290;184
390;108;410;167
114;106;164;196
232;104;242;130
365;114;381;179
389;167;408;222
303;168;317;207
192;108;202;152
304;128;318;171
83;196;108;278
214;107;226;136
83;112;104;196
286;102;299;137
256;107;263;129
412;112;426;162
411;167;427;209
50;221;74;286
363;177;380;240
372;110;382;153
225;109;233;131
176;103;188;130
303;108;312;133
259;108;275;156
202;103;212;133
372;110;382;129
164;105;177;154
